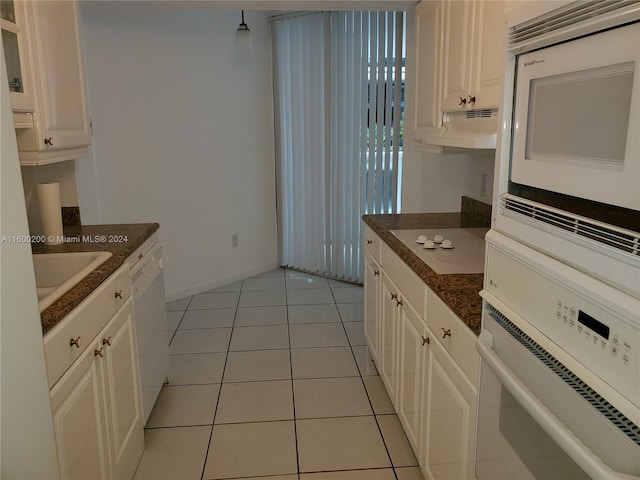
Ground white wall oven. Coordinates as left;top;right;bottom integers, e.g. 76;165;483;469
476;230;639;480
494;1;640;298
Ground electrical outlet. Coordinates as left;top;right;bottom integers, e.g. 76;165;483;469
232;233;238;248
480;173;488;198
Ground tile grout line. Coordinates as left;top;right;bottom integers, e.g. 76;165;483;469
198;279;244;480
284;269;302;480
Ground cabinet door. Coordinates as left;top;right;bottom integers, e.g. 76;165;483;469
422;335;477;480
398;300;429;454
380;273;400;406
471;1;505;109
364;251;381;363
1;1;35;111
414;1;443;132
99;302;144;480
50;341;111;480
441;0;475;111
25;0;90;150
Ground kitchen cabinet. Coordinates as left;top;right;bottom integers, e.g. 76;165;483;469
5;0;91;165
380;272;401;406
440;0;505;112
362;222;479;480
1;0;35;111
363;223;382;363
398;297;429;453
45;265;144;480
364;250;381;364
412;0;443;147
422;332;477;480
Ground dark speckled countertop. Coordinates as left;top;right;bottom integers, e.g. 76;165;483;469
363;209;490;335
32;223;159;334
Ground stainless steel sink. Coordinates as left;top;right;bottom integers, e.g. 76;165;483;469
33;251;113;312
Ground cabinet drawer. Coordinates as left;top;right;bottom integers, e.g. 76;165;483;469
426;289;479;388
43;265;132;387
363;222;381;263
381;243;426;318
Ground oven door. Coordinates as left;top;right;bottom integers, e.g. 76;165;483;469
475;306;640;480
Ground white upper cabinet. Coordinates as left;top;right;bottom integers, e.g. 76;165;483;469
6;1;90;165
441;0;505;112
470;1;506;111
413;1;443;137
1;0;35;111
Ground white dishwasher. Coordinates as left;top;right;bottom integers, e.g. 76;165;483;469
128;233;170;425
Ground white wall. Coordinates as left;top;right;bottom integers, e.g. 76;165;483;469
402;146;495;213
77;4;278;300
1;43;60;480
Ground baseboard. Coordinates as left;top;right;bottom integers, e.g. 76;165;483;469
165;262;281;302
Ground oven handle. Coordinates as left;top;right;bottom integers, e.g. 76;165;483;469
477;330;639;480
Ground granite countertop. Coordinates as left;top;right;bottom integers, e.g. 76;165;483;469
362;212;489;335
33;223;159;334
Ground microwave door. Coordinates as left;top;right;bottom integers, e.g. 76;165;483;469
510;22;640;212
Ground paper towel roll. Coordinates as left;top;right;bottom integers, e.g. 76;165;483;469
37;182;63;245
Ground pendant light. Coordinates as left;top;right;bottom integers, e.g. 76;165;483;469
235;10;251;48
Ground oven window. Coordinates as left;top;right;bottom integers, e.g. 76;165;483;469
525;62;634;165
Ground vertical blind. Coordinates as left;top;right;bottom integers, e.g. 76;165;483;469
272;11;404;283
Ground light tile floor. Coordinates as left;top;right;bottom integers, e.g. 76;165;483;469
134;268;424;480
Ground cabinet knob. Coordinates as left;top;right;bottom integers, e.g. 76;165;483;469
102;337;112;346
114;290;124;299
458;97;467;106
468;95;476;104
69;337;81;348
395;298;403;307
421;336;430;346
374;270;380;276
94;348;104;358
390;293;398;301
44;137;53;146
441;328;452;339
366;239;373;245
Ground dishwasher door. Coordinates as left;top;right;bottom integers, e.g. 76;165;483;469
130;242;169;424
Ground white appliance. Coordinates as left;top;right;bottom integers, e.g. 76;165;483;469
476;230;640;479
494;1;640;298
511;21;640;212
127;233;170;424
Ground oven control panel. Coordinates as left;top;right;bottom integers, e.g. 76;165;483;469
555;300;632;367
483;234;639;409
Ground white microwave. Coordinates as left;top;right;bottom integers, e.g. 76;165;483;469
493;2;640;298
511;19;640;212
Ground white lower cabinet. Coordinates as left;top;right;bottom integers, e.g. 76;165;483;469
380;272;401;405
50;337;110;480
364;251;380;363
422;330;477;480
363;223;479;480
46;266;144;480
398;299;429;453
